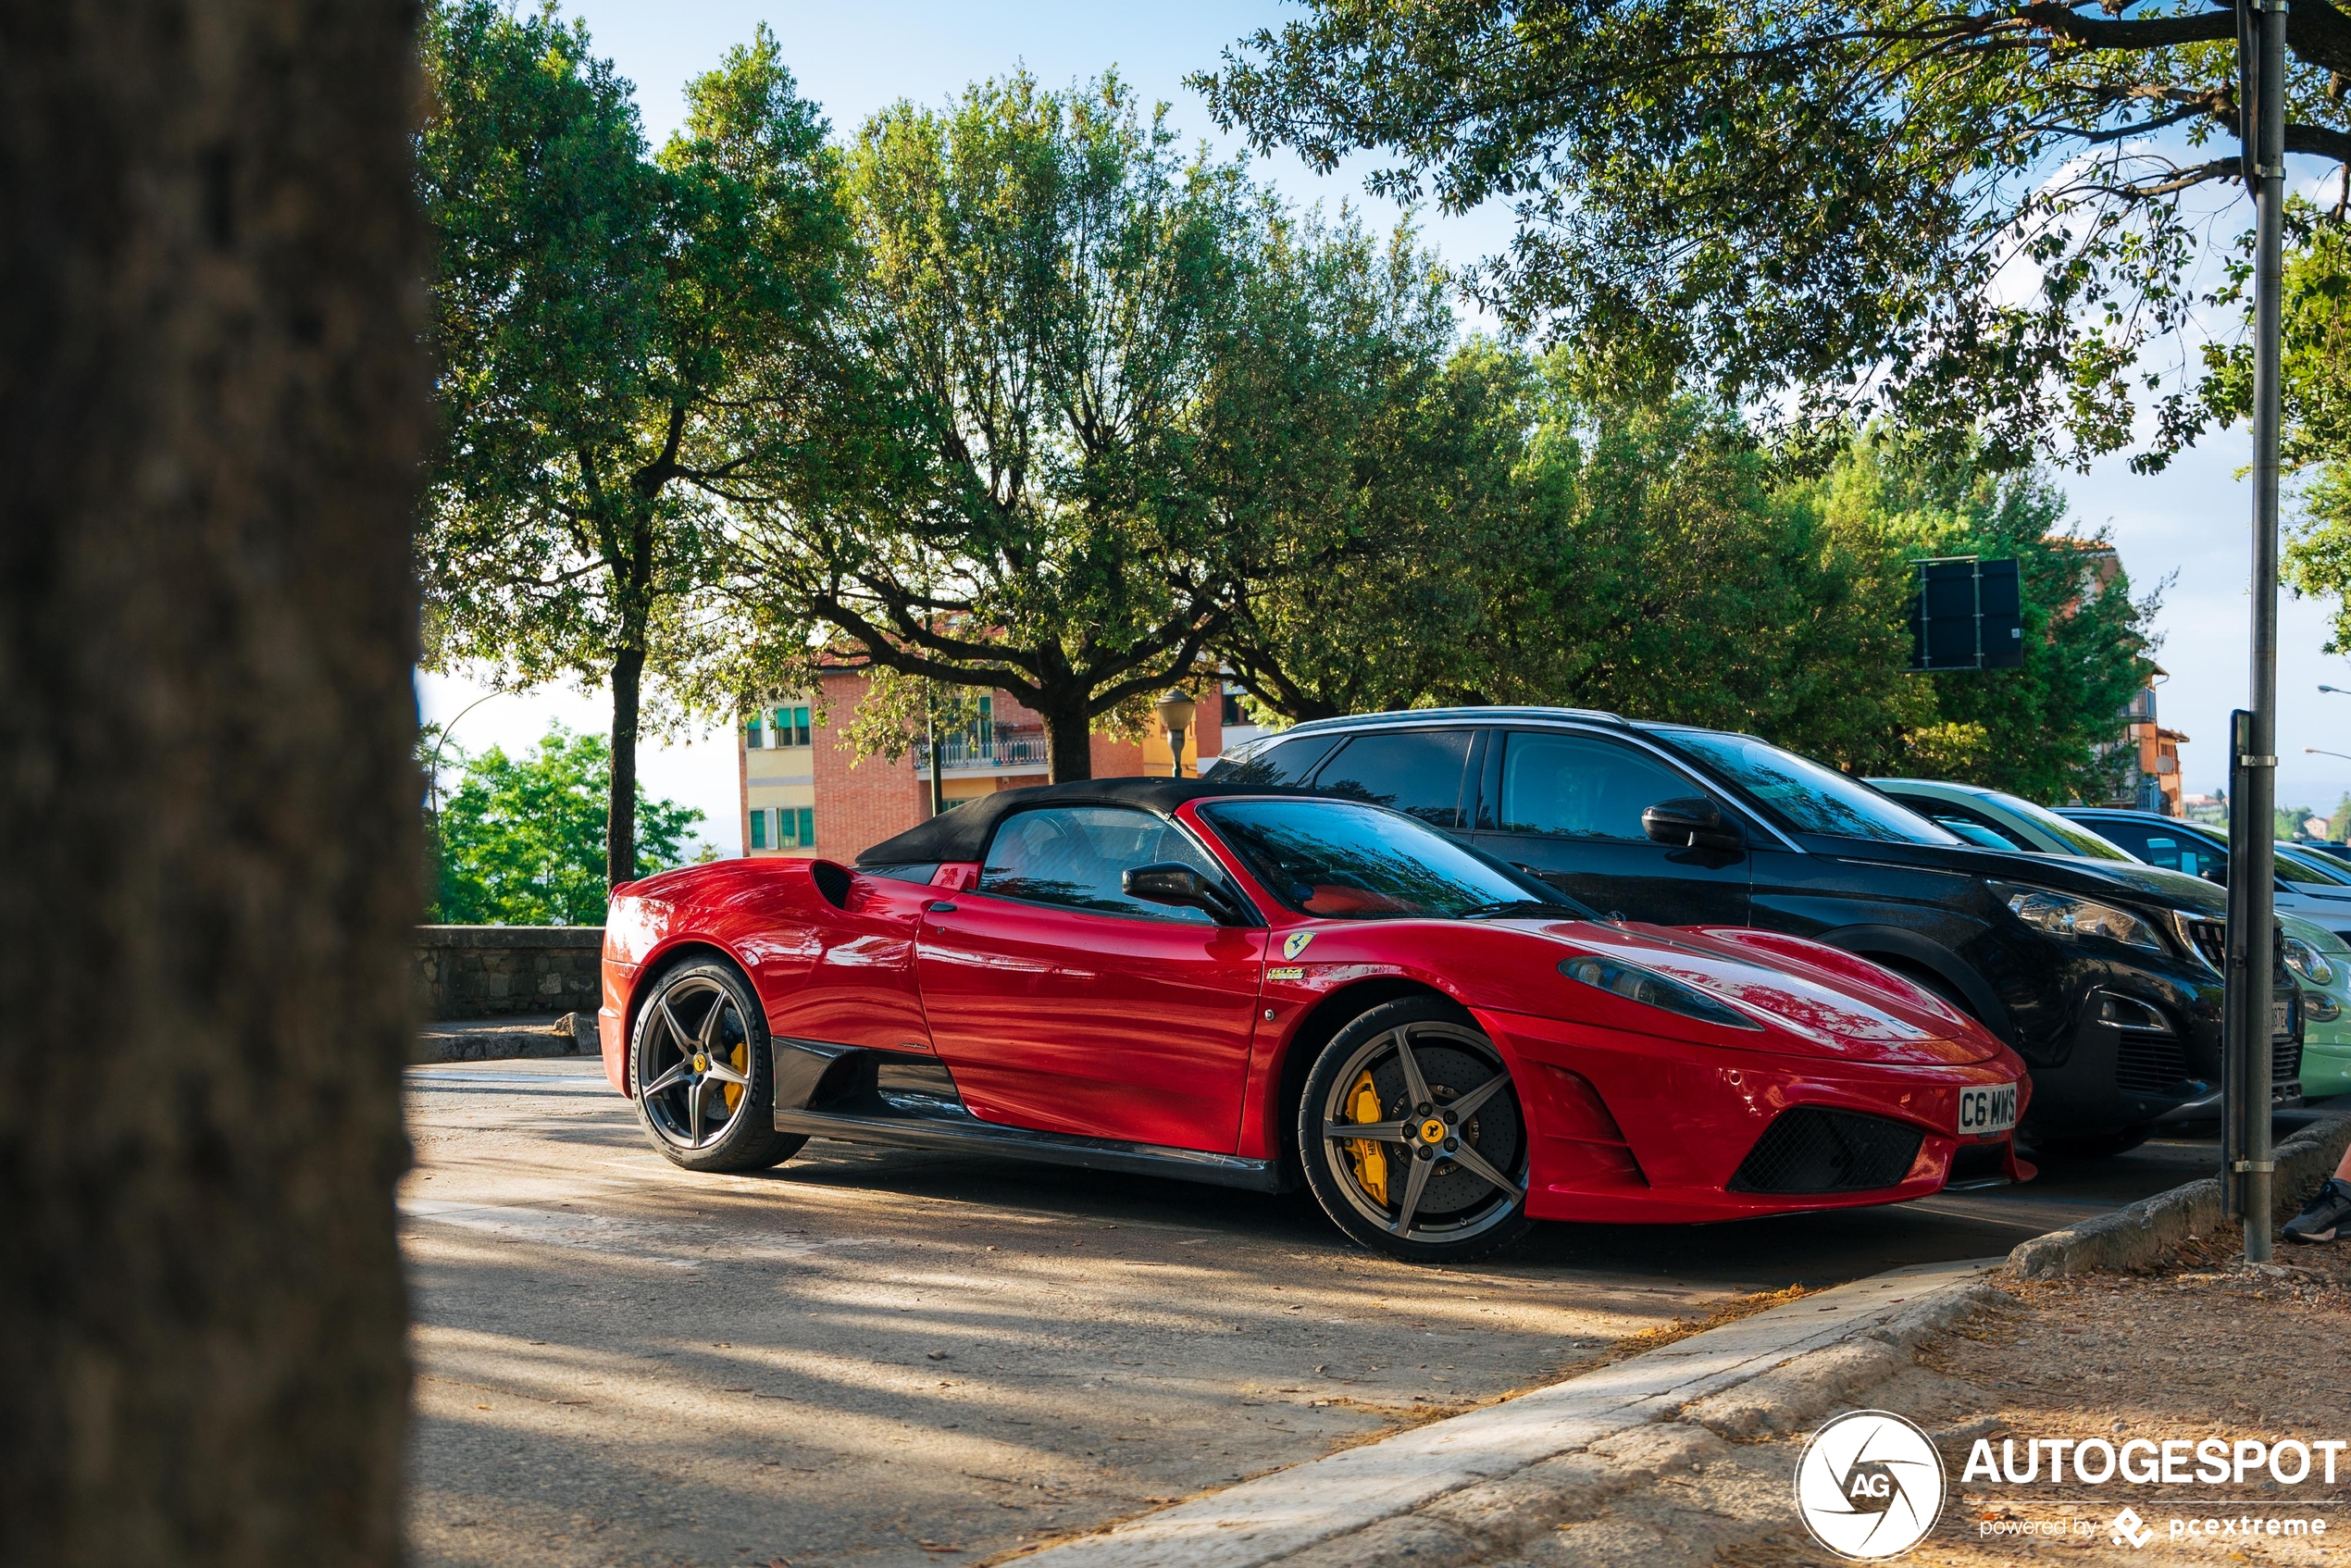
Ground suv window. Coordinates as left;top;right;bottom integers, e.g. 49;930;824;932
1211;731;1342;787
1311;729;1473;828
1884;794;2034;852
1654;729;1959;844
1497;731;1706;843
2088;818;2226;881
977;806;1227;923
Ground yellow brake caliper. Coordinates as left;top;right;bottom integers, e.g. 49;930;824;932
1345;1070;1390;1207
723;1040;747;1113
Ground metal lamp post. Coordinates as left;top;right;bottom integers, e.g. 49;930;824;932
1154;689;1197;779
2225;0;2286;1263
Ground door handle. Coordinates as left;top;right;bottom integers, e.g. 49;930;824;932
927;901;957;914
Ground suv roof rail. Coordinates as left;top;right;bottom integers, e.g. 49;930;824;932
1275;705;1631;735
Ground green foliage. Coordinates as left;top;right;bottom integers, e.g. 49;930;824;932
1212;241;1511;721
1808;439;2159;802
2244;218;2351;652
1511;383;1920;769
415;1;845;877
1225;390;2157;800
431;727;703;926
1195;1;2346;469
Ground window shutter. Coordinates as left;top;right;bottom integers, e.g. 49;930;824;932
748;809;766;850
798;807;815;847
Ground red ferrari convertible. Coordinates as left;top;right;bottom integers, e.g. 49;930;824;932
598;779;2031;1262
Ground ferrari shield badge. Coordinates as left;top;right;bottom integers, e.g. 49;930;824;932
1282;931;1314;960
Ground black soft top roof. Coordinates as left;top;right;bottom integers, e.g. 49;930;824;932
853;777;1327;866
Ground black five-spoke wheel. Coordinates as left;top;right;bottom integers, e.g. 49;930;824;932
629;960;804;1173
1299;996;1531;1263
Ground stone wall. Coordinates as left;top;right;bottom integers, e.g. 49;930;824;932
413;926;603;1020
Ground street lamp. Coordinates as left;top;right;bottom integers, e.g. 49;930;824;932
1154;689;1197;779
424;688;506;823
2308;748;2351;764
2321;685;2351;696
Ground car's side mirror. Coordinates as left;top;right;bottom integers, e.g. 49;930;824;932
1642;797;1743;852
1123;863;1244;922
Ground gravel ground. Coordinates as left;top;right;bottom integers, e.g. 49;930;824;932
1553;1237;2351;1568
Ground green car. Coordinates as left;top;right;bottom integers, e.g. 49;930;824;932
2284;915;2351;1101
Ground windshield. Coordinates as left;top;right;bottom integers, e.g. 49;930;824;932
1651;730;1964;845
1984;790;2136;861
2157;820;2351;888
2280;842;2351;886
1200;799;1591;921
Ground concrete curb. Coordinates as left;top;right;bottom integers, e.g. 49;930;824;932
2007;1109;2351;1279
1012;1258;2001;1568
409;1012;596;1064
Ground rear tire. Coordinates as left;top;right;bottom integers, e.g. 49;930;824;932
1297;997;1531;1264
2021;1121;2154;1161
628;959;805;1173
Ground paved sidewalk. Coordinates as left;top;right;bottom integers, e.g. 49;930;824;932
1014;1260;1999;1567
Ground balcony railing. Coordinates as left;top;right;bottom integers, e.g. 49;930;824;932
914;731;1050;773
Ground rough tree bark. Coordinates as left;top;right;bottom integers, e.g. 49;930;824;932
609;641;646;887
0;5;426;1567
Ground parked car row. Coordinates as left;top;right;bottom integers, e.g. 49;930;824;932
594;702;2307;1263
1214;709;2301;1156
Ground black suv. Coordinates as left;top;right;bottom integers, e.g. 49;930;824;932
1212;708;2295;1155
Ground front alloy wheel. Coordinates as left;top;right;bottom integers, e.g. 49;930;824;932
629;960;804;1173
1299;997;1531;1263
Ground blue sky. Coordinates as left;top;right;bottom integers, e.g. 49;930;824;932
418;1;2351;852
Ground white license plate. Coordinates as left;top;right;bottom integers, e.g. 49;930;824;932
1958;1083;2017;1138
2273;1000;2294;1039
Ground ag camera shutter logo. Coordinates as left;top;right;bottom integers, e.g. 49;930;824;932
1795;1410;1947;1560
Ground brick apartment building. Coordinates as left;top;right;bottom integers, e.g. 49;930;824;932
2114;666;2187;816
739;672;1258;863
2053;541;2188;816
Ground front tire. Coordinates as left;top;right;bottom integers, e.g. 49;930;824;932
629;960;805;1173
1297;997;1532;1264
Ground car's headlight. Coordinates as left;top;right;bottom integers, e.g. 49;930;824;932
1990;882;2163;952
2284;936;2338;988
1559;956;1761;1030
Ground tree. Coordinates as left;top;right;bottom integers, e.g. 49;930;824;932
416;3;844;884
1808;437;2160;801
0;0;423;1562
728;74;1403;779
431;727;704;926
1213;276;1539;722
1519;387;1924;769
1197;1;2351;468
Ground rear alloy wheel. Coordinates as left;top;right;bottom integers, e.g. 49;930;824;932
1299;997;1531;1263
629;960;805;1173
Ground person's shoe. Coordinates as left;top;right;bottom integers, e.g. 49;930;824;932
2284;1177;2351;1244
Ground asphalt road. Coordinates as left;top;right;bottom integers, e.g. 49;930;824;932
400;1058;2256;1568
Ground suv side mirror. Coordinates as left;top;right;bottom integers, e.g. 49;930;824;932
1642;797;1743;853
1122;863;1244;923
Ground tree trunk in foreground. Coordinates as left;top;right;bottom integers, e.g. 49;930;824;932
609;643;645;887
0;5;427;1567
